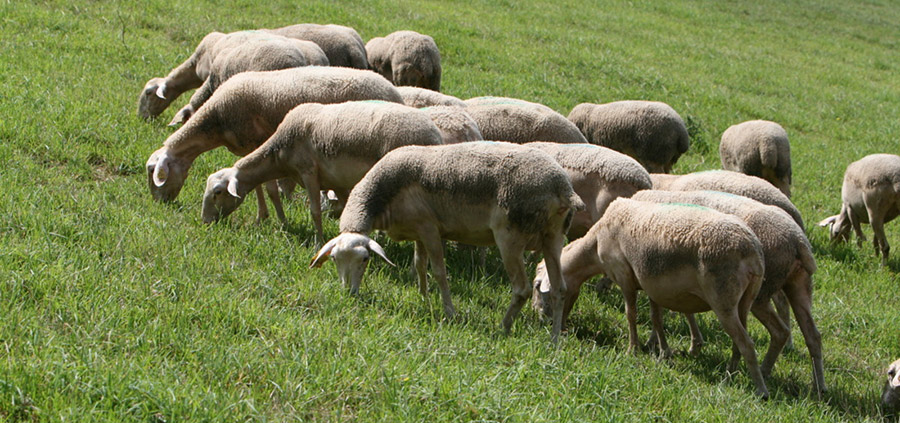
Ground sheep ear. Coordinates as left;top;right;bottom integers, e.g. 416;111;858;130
155;82;167;99
226;176;240;198
169;105;193;127
817;215;837;228
310;238;339;268
368;239;395;267
153;156;169;187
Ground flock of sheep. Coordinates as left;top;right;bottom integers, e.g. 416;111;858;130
137;23;900;405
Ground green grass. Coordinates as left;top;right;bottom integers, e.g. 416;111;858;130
2;0;900;420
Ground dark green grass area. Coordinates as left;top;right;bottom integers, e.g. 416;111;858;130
2;0;900;420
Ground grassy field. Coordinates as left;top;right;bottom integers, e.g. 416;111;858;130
2;0;900;421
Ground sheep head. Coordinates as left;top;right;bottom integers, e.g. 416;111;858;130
531;260;554;317
146;147;190;202
883;359;900;414
310;233;395;295
201;168;245;224
817;213;850;243
138;78;174;119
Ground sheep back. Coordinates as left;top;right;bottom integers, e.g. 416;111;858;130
463;97;587;144
525;142;652;190
397;86;466;108
421;106;484;144
568;101;690;173
266;23;369;69
340;142;579;235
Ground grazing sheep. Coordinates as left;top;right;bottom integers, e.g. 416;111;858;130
720;120;792;197
145;66;403;222
169;35;329;126
525;142;652;238
627;190;824;396
463;97;587;145
366;30;441;91
421;106;483;144
265;23;369;69
568;101;690;173
397;86;466;108
202;101;443;244
818;154;900;266
883;358;900;415
534;198;768;397
310;142;583;343
650;170;804;229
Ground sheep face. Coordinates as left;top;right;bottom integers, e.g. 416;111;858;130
531;260;553;317
884;359;900;414
138;78;174;119
818;214;851;243
310;233;395;295
201;168;245;224
146;148;190;203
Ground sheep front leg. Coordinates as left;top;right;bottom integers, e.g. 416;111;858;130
540;231;567;344
414;240;429;296
419;228;455;318
649;300;672;359
254;185;269;222
300;174;324;246
620;285;641;355
494;231;529;336
265;180;286;224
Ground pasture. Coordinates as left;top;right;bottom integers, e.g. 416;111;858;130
1;0;899;420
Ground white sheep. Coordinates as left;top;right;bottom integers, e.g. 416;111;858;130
138;24;367;119
650;170;804;229
396;86;466;108
628;190;824;397
534;198;769;398
720;120;792;197
309;142;583;343
818;153;900;266
883;358;900;415
463;97;587;144
421;106;484;144
201;101;443;244
524;142;652;238
168;34;329;126
145;66;403;222
264;23;369;69
568;101;690;173
366;30;441;91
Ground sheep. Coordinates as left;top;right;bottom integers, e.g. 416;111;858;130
818;154;900;266
309;142;583;343
650;170;804;229
168;34;329;126
366;30;441;91
421;106;484;144
138;24;367;119
463;97;588;144
568;101;690;173
145;66;403;222
396;86;466;108
883;358;900;415
264;23;369;69
524;142;652;238
720;120;792;197
201;101;443;244
533;198;769;397
627;190;824;396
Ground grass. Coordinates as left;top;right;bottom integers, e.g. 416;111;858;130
2;0;900;420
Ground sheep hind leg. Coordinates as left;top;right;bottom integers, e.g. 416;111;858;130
773;290;793;350
748;299;791;379
414;240;429;297
494;231;529;336
649;300;672;359
686;313;704;356
783;272;826;397
714;307;768;399
265;180;286;224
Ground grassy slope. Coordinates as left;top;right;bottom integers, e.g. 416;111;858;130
1;0;899;421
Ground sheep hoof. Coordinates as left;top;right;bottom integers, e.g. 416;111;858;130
689;343;703;357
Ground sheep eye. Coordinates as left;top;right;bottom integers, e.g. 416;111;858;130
213;188;223;196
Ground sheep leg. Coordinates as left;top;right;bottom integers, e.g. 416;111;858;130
414;240;429;296
714;307;769;399
419;229;455;318
727;289;755;373
620;285;641;355
254;186;269;222
772;290;793;349
648;300;672;359
277;178;298;200
748;300;791;378
495;232;529;336
783;272;826;397
300;174;324;246
540;231;568;344
870;214;889;266
265;180;287;224
847;210;865;247
685;313;704;356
